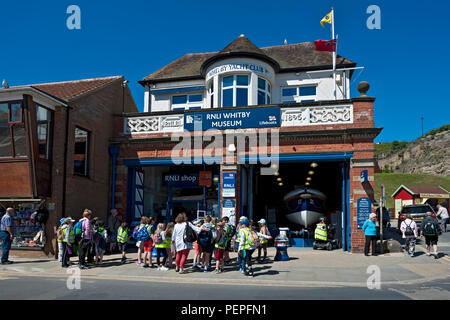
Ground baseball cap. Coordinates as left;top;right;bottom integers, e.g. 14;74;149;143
239;216;248;221
258;219;266;225
64;217;75;223
60;218;66;225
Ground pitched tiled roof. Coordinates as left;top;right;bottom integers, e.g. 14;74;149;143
14;76;122;102
142;36;356;83
404;185;449;195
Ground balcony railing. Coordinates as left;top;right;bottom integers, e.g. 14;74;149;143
125;103;353;135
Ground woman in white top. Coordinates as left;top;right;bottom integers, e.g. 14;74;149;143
172;212;203;274
400;214;418;257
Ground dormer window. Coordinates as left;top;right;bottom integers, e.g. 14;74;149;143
171;94;203;111
221;75;249;107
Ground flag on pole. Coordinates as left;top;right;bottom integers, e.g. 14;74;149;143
314;39;337;52
320;10;332;28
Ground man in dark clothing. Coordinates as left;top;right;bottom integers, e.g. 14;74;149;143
421;212;441;259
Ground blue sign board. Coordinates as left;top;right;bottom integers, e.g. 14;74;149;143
357;197;372;229
360;170;368;183
222;172;236;198
184;107;281;131
162;173;199;188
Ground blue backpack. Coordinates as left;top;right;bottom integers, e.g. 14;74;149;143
136;225;150;241
73;221;83;236
198;230;212;248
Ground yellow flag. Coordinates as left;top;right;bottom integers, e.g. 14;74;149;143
320;10;332;28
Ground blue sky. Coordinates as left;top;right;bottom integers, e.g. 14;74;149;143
1;0;449;142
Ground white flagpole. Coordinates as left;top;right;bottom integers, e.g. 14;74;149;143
332;8;337;100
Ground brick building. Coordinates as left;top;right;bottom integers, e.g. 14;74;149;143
0;76;137;255
111;35;381;253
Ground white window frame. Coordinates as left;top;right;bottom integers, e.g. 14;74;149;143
281;85;317;103
171;93;203;111
257;76;271;105
221;74;250;107
207;81;214;108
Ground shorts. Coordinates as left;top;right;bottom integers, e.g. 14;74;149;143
425;236;438;246
214;248;224;260
118;242;128;252
201;243;214;254
194;242;202;255
143;240;154;252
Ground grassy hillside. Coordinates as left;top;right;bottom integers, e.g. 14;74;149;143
374;173;450;209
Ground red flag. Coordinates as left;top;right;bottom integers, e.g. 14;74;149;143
314;39;337;52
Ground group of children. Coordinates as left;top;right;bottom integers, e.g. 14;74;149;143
56;211;108;268
56;210;272;277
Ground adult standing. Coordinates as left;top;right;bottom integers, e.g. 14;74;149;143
172;212;202;274
362;213;378;256
421;211;440;259
400;214;418;257
107;209;122;254
78;209;93;269
436;204;449;233
0;208;15;265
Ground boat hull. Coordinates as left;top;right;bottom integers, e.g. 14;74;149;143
286;210;325;228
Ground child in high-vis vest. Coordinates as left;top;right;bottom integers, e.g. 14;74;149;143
61;218;76;268
164;222;174;268
154;223;169;270
94;220;108;265
214;222;228;273
117;222;130;264
56;218;66;262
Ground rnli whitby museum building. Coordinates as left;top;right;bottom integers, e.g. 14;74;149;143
112;35;381;253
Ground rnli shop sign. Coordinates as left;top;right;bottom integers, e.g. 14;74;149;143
162;173;198;188
184;107;280;131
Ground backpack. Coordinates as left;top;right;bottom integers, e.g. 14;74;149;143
247;229;262;248
226;224;236;238
73;221;83;236
423;221;437;236
56;227;64;241
183;223;197;244
132;225;140;239
153;231;164;244
198;229;213;248
404;220;414;236
136;225;150;241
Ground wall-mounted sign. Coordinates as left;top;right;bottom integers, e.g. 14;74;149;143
222;172;236;198
162;173;199;188
357;197;372;229
360;170;368;183
206;62;271;80
184;107;280;131
222;199;235;224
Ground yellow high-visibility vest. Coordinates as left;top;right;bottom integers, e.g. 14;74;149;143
315;224;327;241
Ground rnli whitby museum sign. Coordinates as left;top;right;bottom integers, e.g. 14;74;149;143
184;107;280;131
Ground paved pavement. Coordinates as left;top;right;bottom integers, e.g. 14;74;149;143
1;239;449;300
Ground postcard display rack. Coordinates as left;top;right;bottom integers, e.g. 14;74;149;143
0;203;45;249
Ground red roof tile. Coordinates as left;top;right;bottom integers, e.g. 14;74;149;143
404;185;449;195
14;76;122;102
